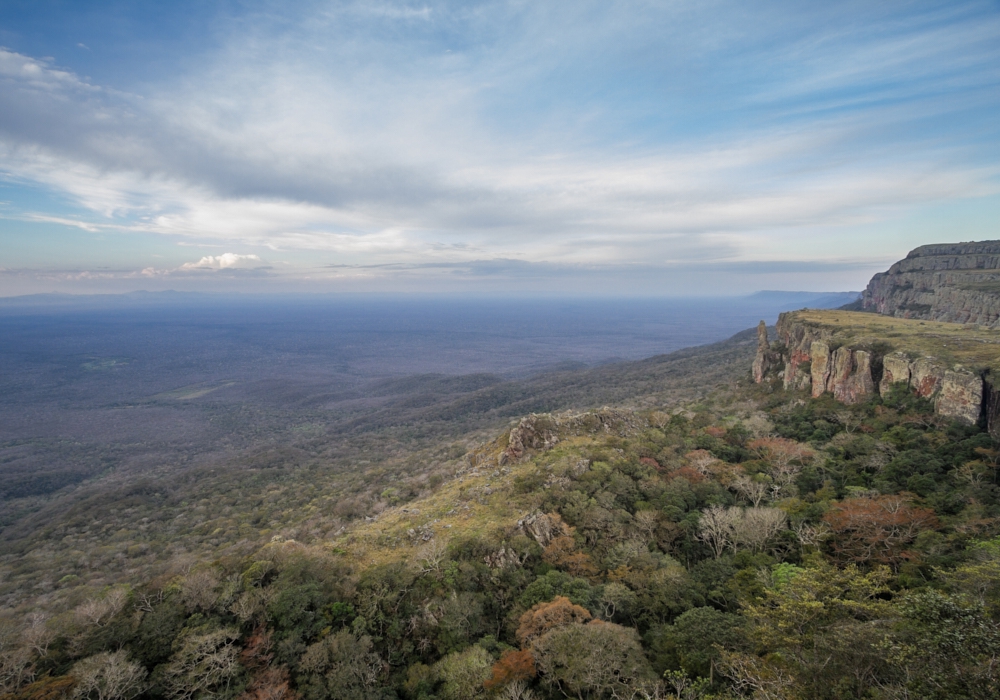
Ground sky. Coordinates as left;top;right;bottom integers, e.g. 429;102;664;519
0;0;998;296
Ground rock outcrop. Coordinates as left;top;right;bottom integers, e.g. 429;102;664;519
499;415;560;465
862;240;1000;326
879;352;911;395
751;321;777;384
756;312;992;429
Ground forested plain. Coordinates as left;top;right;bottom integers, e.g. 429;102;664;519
5;294;998;699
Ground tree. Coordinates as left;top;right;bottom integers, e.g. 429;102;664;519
823;495;938;567
748;438;813;496
433;646;492;700
70;651;147;700
516;596;592;647
484;650;536;690
883;589;1000;700
732;475;769;508
533;621;654;699
697;506;786;557
732;507;786;554
696;506;739;559
160;627;243;700
298;630;385;700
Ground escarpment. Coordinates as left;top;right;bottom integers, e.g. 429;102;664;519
754;310;1000;433
862;240;1000;326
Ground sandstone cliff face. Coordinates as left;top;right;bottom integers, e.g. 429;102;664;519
753;313;991;427
751;321;776;384
862;241;1000;326
879;352;910;395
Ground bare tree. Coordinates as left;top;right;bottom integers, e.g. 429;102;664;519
71;651;147;700
161;628;242;700
181;569;221;613
632;510;660;544
498;680;537;700
0;619;35;693
733;475;770;507
697;505;740;559
416;539;448;574
699;506;787;557
75;588;128;629
733;508;787;553
21;613;54;658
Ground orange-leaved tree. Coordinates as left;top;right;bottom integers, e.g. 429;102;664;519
516;596;592;647
823;495;938;567
483;649;536;690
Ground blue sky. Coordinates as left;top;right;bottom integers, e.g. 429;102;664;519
1;0;999;295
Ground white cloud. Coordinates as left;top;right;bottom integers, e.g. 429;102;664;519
179;253;262;270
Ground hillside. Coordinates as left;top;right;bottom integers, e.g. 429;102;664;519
4;263;1000;700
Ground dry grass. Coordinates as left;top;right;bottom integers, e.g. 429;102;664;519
789;310;1000;371
328;436;598;567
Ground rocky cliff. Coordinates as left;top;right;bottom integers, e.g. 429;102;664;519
754;310;1000;434
862;240;1000;326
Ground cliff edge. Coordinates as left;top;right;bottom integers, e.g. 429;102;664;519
753;309;1000;434
862;240;1000;326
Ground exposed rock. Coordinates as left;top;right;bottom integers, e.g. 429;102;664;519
935;368;983;425
810;341;831;398
499;415;560;465
828;348;875;404
910;357;945;398
763;313;982;419
879;352;911;395
862;240;1000;326
752;321;776;383
484;546;525;570
516;512;570;547
775;313;831;390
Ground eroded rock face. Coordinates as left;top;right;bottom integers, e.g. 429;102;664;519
936;368;984;425
829;348;875;404
910;357;946;398
758;315;988;425
776;313;830;390
879;352;911;395
752;321;775;384
810;341;831;398
862;241;1000;326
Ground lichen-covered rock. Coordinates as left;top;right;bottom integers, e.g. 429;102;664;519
935;368;983;425
910;357;946;398
879;352;911;395
810;341;831;397
516;512;570;547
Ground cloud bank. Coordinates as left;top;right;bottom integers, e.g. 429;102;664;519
1;1;999;292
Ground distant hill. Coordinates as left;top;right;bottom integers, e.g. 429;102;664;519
745;290;861;309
